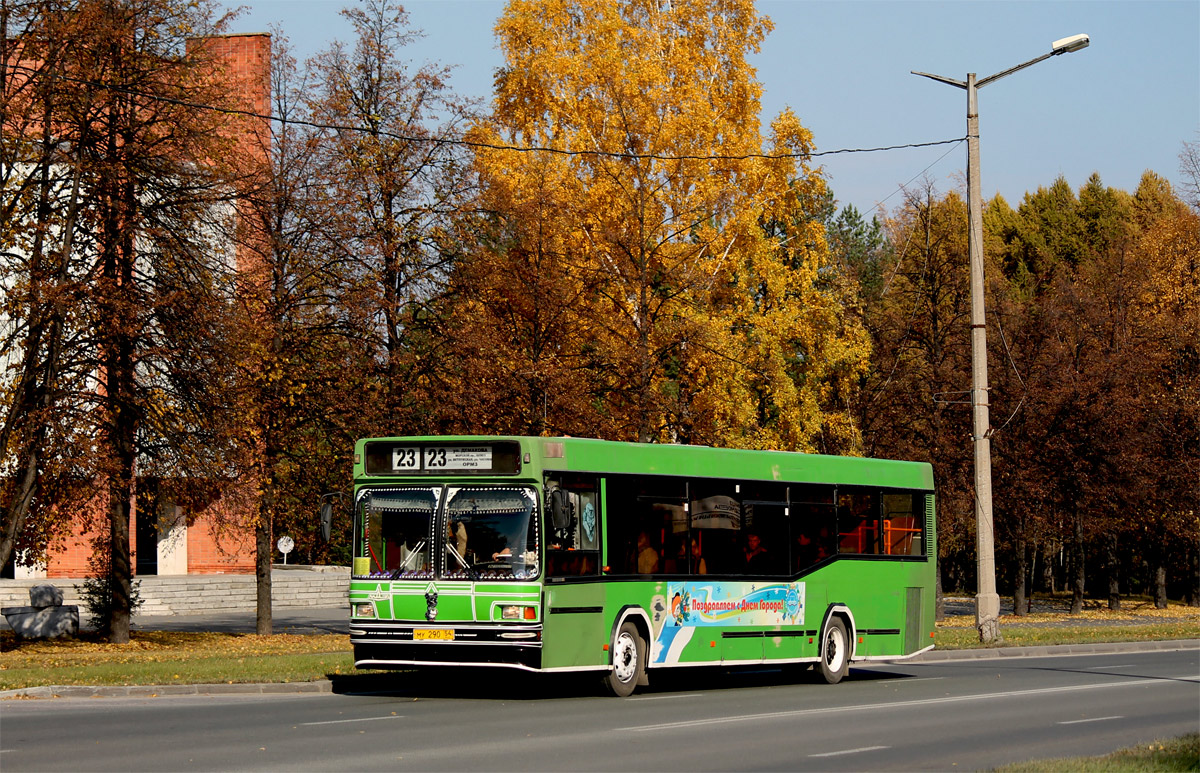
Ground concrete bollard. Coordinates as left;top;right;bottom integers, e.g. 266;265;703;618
2;583;80;639
28;584;64;608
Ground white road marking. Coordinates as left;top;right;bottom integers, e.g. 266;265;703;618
618;674;1199;732
302;715;405;726
809;745;889;758
1057;716;1124;725
1084;665;1136;670
628;693;704;701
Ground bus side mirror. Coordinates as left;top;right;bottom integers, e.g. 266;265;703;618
320;501;333;542
549;489;572;531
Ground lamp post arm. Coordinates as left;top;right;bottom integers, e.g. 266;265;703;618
976;50;1055;88
911;70;967;89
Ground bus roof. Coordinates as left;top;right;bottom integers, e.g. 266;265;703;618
355;436;935;491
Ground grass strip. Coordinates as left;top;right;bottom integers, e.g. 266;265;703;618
935;621;1200;650
994;733;1199;772
1;632;354;691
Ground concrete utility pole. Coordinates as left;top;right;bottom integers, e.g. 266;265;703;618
912;33;1090;644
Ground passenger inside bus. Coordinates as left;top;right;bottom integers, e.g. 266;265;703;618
743;530;770;574
637;531;660;574
690;537;707;575
794;531;818;570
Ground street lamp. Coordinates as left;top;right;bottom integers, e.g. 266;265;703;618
913;34;1089;644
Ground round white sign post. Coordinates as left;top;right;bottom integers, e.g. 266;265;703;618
277;535;295;565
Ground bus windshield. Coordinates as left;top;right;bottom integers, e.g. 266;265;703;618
356;485;539;581
444;486;539;580
361;488;440;578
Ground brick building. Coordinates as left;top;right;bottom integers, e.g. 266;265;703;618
4;32;272;580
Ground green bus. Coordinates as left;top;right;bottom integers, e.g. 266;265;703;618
347;436;936;696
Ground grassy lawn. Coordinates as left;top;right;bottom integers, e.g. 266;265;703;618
0;632;356;691
934;599;1200;650
994;733;1200;772
2;601;1197;691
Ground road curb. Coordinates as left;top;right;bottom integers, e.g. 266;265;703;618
909;637;1199;662
1;680;333;700
4;639;1196;699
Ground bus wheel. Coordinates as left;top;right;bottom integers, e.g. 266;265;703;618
818;618;850;684
605;622;644;697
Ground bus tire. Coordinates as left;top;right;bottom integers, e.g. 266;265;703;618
818;617;850;684
604;621;645;697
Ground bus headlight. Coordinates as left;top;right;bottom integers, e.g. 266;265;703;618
501;605;537;620
354;602;376;619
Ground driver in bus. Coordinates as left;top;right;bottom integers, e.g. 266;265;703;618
448;519;468;558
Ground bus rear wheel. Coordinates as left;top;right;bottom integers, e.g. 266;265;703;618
818;618;850;684
604;622;645;697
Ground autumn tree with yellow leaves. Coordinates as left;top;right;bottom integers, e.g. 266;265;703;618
453;0;868;452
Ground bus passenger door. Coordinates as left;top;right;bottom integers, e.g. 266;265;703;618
540;476;606;670
542;580;606;669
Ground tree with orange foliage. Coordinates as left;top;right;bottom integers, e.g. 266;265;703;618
1;1;93;576
461;0;867;450
1127;177;1199;607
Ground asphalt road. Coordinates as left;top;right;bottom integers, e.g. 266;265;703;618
2;648;1196;771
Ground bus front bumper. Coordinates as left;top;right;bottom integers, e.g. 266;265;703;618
349;621;543;671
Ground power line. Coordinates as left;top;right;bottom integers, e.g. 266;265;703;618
10;62;967;163
872;138;965;211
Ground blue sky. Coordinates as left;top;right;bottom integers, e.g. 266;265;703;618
224;0;1200;219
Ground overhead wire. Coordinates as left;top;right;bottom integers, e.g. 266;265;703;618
8;61;967;163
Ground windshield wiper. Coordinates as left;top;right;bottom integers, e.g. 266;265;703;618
446;543;479;580
390;540;427;579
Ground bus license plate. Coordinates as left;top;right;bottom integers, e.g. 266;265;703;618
414;629;453;641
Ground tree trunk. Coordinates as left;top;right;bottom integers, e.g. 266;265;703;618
0;458;37;573
1154;561;1168;610
256;513;273;635
101;169;138;645
107;473;133;644
1189;547;1200;607
105;326;136;644
1013;530;1028;617
1028;541;1039;612
0;122;81;573
1043;542;1056;595
1070;513;1084;615
103;317;136;644
1105;532;1120;611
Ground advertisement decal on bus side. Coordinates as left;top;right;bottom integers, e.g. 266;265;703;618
651;581;805;664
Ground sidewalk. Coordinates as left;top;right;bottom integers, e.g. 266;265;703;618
912;637;1198;661
1;604;350;635
127;606;350;636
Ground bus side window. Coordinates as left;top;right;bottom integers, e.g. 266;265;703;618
545;475;602;577
689;482;740;574
883;492;922;556
837;488;881;554
605;475;685;576
743;500;788;575
791;484;836;571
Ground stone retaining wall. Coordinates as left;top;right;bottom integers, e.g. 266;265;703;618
0;565;348;616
